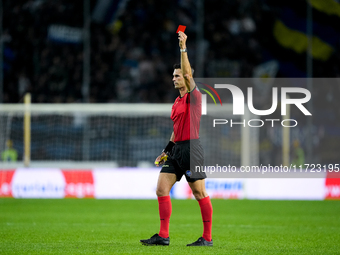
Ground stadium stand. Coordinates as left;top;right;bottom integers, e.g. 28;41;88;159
2;0;340;166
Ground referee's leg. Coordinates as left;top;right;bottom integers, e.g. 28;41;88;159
140;173;176;245
156;173;176;238
188;179;208;200
189;179;213;243
156;173;176;197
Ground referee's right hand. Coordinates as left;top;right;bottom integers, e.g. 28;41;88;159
155;152;167;166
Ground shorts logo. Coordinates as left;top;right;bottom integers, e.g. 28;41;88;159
163;165;169;167
186;170;192;177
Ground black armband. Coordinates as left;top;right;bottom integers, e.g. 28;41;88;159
162;141;175;154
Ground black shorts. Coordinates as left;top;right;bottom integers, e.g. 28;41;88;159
160;139;206;182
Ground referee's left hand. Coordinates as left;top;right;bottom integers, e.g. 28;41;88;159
178;31;187;49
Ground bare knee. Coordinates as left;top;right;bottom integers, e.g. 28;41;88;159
192;190;208;201
189;179;208;200
156;173;176;197
156;187;170;197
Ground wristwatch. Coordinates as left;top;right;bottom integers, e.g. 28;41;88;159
180;48;187;52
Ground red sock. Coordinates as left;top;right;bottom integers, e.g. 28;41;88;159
198;196;213;241
158;195;172;238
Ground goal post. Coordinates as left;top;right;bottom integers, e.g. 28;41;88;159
242;106;259;167
24;93;31;167
0;103;259;168
282;96;291;167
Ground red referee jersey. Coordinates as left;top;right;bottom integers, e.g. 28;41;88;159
171;86;202;142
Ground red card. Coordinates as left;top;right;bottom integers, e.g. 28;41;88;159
176;25;186;33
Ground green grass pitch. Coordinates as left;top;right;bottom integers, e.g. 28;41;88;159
1;199;340;254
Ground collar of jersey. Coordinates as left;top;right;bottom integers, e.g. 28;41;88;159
179;86;196;99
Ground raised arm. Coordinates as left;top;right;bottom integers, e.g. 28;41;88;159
178;31;195;92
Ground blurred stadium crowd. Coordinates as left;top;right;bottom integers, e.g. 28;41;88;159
2;0;340;164
2;0;262;103
3;0;339;103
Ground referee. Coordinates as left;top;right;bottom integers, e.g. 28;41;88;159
140;31;213;246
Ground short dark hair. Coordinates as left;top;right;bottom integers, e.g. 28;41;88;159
173;64;194;75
